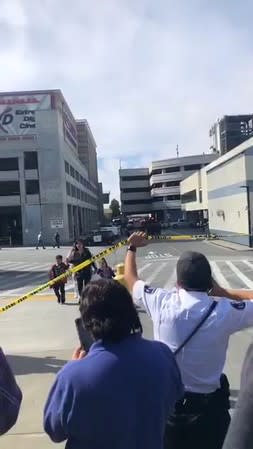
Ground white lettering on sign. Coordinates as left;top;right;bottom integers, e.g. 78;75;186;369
0;94;51;136
50;219;64;229
0;97;40;105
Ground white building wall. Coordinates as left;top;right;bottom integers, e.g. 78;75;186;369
180;168;208;211
207;148;249;245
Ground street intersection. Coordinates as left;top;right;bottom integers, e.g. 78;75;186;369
1;239;253;448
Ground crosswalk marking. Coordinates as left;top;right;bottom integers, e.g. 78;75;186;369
164;270;177;289
146;262;168;284
138;263;152;274
243;260;253;270
210;261;230;289
2;258;253;298
226;261;253;288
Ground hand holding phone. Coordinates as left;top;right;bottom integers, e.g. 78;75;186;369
75;318;93;352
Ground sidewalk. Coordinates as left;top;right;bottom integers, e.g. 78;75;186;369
208;239;253;251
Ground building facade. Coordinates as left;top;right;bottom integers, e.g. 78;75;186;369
150;154;217;220
119;154;216;220
120;168;151;215
180;167;209;222
206;137;253;246
0;90;99;245
179;137;253;246
209;115;253;155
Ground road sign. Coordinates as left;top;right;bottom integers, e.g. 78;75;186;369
50;218;64;229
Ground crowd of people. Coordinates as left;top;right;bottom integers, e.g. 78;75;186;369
1;232;253;448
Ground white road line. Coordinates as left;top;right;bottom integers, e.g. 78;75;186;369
0;262;44;272
138;263;152;275
210;261;230;289
0;272;48;295
145;262;167;284
164;270;177;289
226;261;253;288
243;260;253;270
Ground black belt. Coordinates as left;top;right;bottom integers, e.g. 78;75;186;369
175;388;230;414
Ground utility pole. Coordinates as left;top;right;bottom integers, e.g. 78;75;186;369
176;144;179;157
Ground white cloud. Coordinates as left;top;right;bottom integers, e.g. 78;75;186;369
0;0;253;199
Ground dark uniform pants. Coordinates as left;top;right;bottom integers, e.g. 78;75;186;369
77;273;92;297
164;375;231;449
53;284;65;304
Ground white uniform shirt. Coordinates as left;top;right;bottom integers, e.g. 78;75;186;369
133;280;253;394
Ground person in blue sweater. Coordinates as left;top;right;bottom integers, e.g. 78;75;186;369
44;279;183;449
0;348;22;435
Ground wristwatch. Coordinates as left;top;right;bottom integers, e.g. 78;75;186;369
127;245;136;252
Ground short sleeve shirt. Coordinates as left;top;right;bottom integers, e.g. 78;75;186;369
133;280;253;393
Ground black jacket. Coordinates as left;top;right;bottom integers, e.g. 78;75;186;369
69;248;96;279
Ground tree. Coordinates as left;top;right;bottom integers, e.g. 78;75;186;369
110;199;121;218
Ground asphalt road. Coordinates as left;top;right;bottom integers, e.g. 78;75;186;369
1;239;253;448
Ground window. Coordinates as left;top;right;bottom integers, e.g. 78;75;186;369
75;170;80;182
165;166;180;173
26;180;40;195
151;169;162;175
199;190;203;203
184;164;201;171
71;184;76;197
70;165;75;178
24;152;38;170
121;175;149;181
122;199;151;205
77;188;81;199
181;190;197;203
151;183;162;189
165;181;180;187
0;181;20;196
65;161;70;174
152;196;163;202
121;187;150;193
166;194;180;200
66;182;71;195
0;157;19;171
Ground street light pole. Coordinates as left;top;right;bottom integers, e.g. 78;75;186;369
246;185;252;248
241;185;252;247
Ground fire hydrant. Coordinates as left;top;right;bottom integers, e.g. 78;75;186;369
114;263;128;289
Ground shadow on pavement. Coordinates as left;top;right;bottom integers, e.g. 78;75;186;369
7;354;67;375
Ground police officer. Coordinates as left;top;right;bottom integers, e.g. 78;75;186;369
124;232;253;449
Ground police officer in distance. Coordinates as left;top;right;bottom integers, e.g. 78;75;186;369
124;232;253;449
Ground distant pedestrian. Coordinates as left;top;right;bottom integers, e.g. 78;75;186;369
125;232;253;449
36;231;45;249
0;348;22;435
97;258;115;279
44;279;183;449
53;232;60;249
49;255;68;304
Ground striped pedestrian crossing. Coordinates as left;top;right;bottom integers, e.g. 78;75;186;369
2;258;253;297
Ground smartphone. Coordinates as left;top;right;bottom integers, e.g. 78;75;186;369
75;318;93;352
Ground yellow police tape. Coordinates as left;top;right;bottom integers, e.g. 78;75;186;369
0;239;128;314
0;232;249;314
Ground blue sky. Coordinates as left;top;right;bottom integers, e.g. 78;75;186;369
1;0;253;200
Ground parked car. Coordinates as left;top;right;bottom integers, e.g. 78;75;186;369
169;219;195;229
87;229;117;246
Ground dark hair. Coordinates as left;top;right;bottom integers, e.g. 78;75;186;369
77;238;86;246
56;255;63;260
80;279;143;342
100;257;108;266
177;251;212;292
